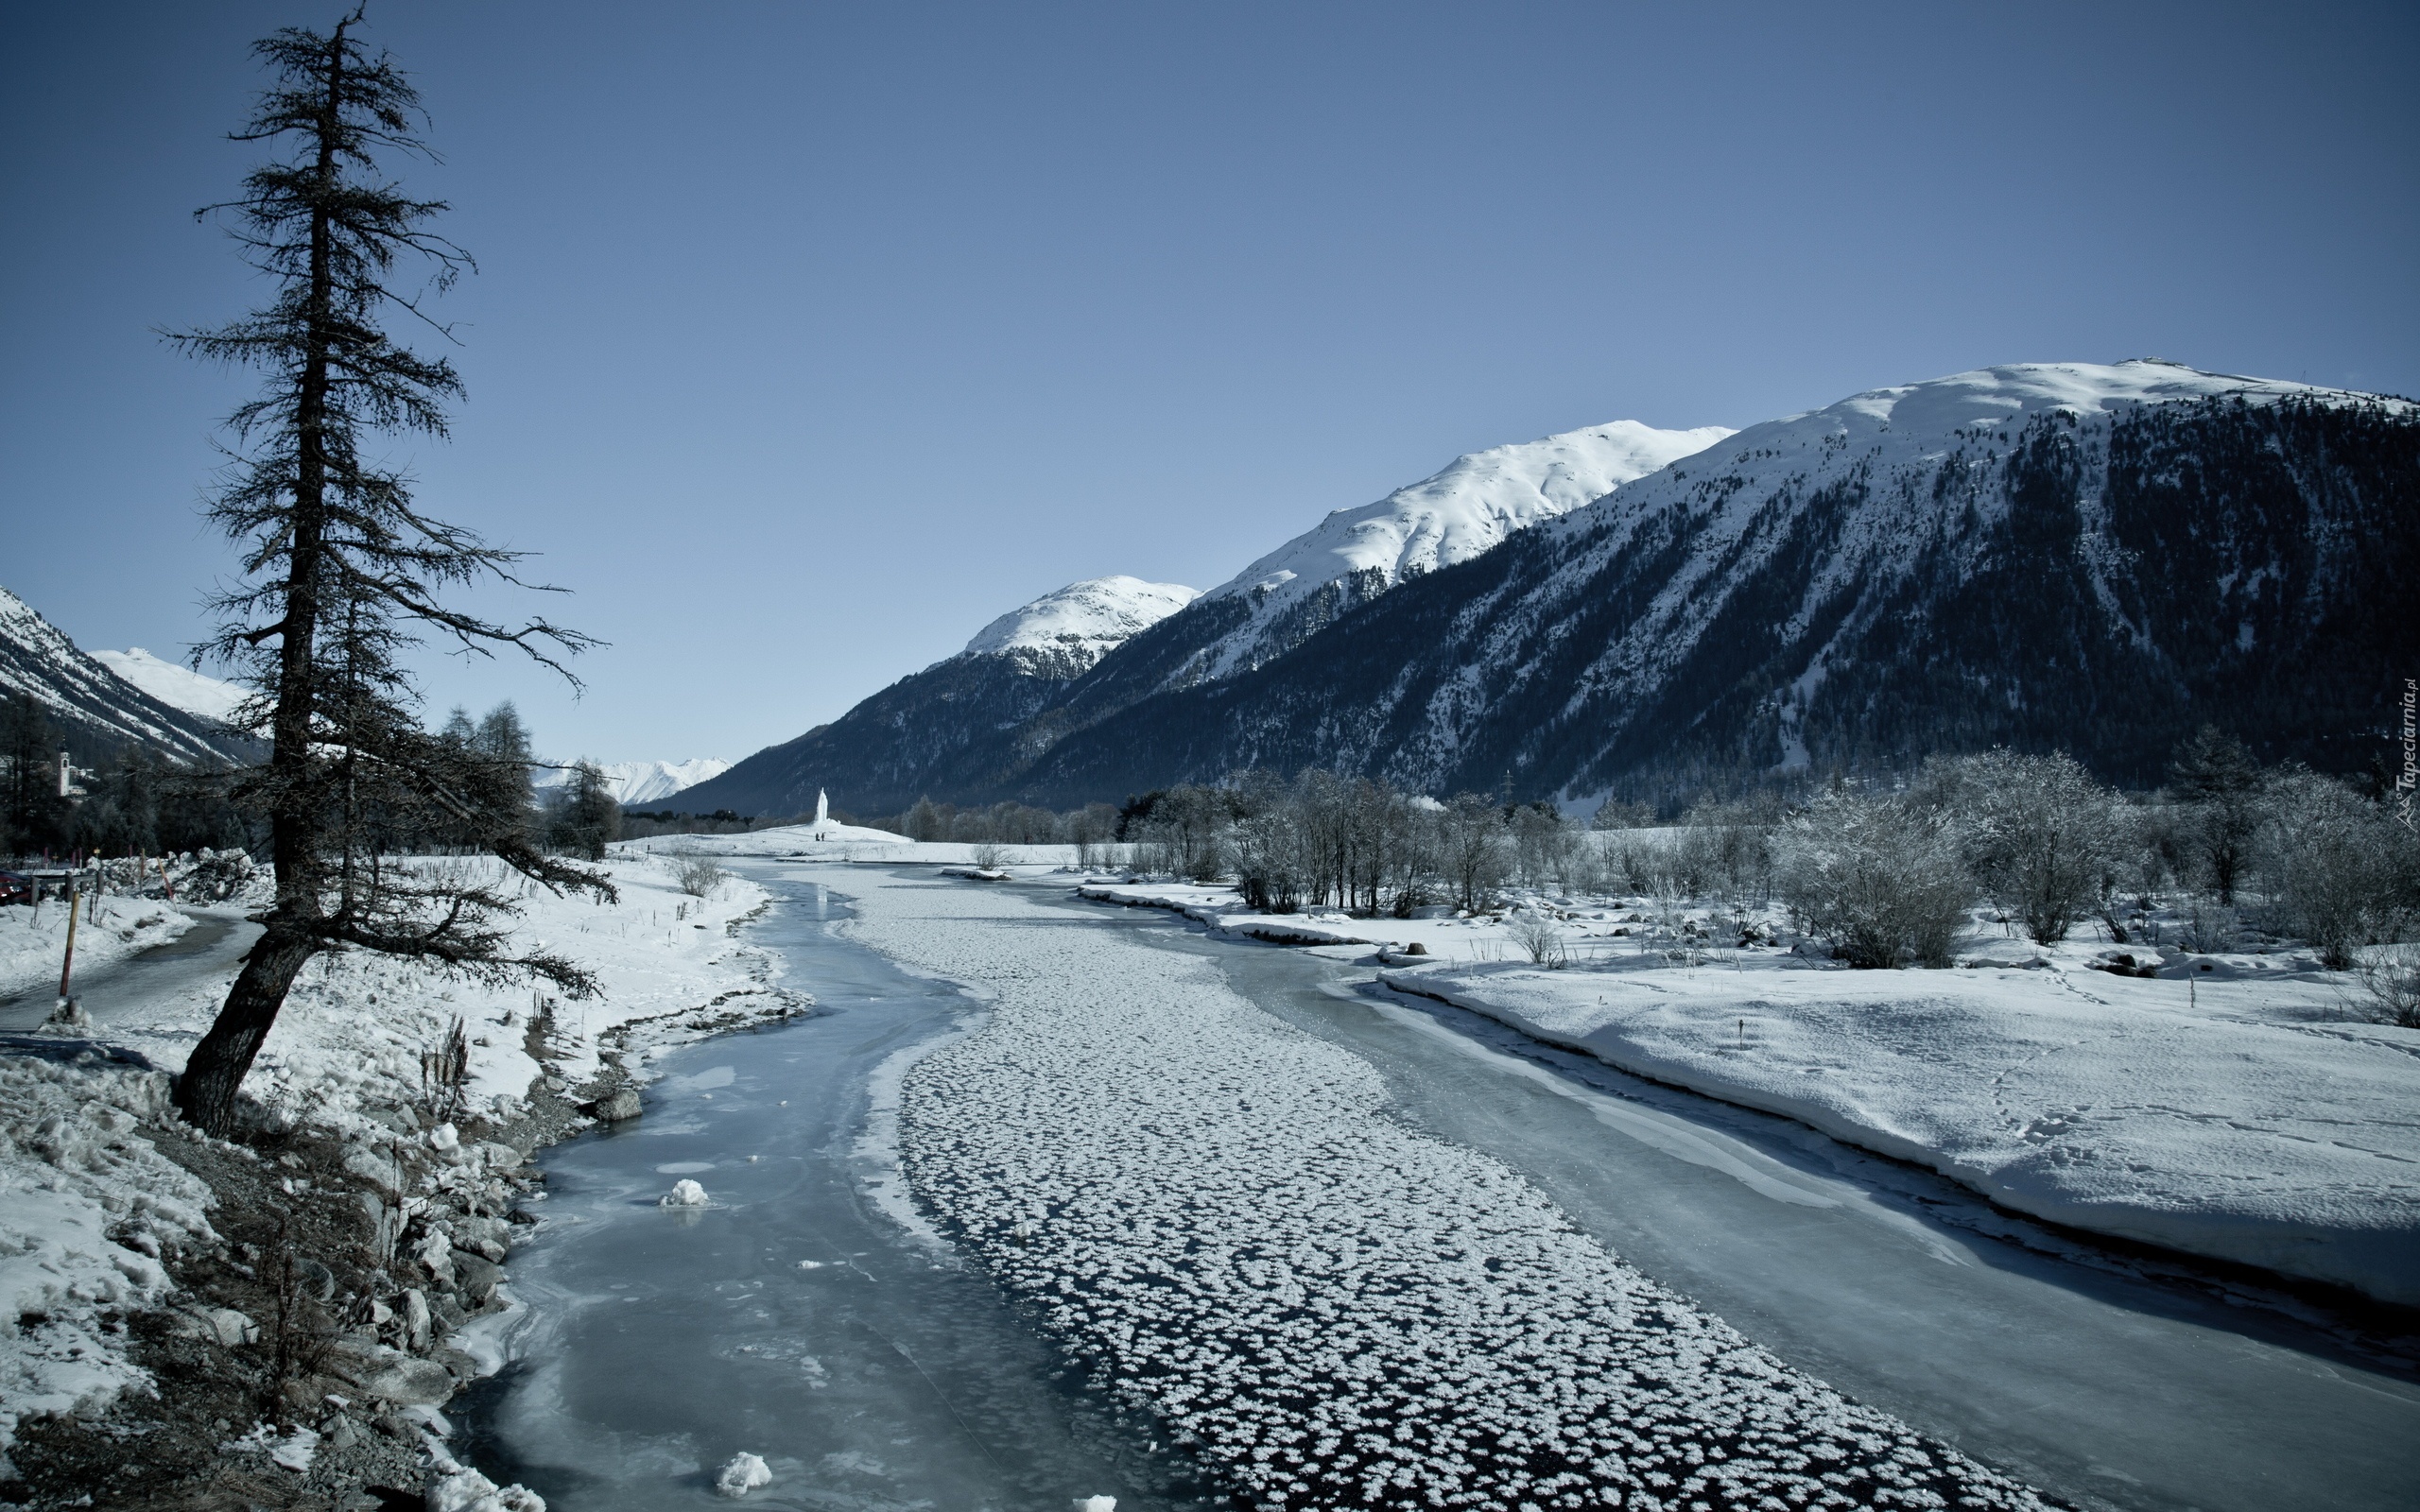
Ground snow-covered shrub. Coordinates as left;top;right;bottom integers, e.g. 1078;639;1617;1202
1778;792;1971;968
181;847;259;902
2262;769;2419;969
968;841;1008;870
1439;793;1509;911
1510;804;1582;890
1507;910;1569;968
1609;833;1674;895
674;854;727;898
1923;749;2120;946
2176;899;2239;954
1677;797;1779;908
2346;944;2420;1028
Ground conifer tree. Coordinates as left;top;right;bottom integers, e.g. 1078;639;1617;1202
167;9;611;1135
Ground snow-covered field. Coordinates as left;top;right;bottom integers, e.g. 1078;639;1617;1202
1383;951;2420;1305
0;893;193;1002
0;850;780;1471
827;868;2053;1510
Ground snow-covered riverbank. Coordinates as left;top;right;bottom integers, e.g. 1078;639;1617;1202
1048;868;2420;1308
1380;955;2420;1306
0;850;789;1505
831;868;2054;1510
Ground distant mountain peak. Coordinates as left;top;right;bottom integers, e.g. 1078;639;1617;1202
90;647;249;724
1175;418;1733;684
961;576;1201;677
0;588;249;765
536;757;732;806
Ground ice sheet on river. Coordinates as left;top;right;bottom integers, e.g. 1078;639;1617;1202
834;871;2054;1511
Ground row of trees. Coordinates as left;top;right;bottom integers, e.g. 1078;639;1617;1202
1774;734;2418;971
4;690;620;872
912;729;2417;982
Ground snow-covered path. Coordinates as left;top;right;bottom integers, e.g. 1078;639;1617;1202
0;906;260;1036
834;869;2056;1511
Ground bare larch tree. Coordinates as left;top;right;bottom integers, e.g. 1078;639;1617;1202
168;8;612;1135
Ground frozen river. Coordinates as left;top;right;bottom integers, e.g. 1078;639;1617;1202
465;868;2417;1511
457;875;1223;1510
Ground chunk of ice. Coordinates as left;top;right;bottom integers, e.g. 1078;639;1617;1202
716;1452;772;1498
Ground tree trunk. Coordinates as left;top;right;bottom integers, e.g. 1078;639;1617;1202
173;923;319;1135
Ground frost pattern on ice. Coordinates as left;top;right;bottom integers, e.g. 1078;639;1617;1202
842;874;2052;1511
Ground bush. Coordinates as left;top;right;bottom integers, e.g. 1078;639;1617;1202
1925;749;2119;945
1779;792;1971;968
674;854;726;898
1507;911;1569;968
2263;770;2419;969
2345;945;2420;1028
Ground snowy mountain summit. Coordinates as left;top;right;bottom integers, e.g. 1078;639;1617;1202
0;589;247;765
90;648;249;725
1176;419;1732;684
962;576;1200;679
537;758;733;806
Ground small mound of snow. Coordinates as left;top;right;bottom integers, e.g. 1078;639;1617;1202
716;1452;772;1497
1077;1497;1117;1512
660;1178;710;1207
426;1445;546;1512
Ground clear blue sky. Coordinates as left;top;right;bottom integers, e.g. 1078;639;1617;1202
6;2;2415;765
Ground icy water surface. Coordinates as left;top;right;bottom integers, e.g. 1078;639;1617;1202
1063;891;2420;1512
456;875;1223;1511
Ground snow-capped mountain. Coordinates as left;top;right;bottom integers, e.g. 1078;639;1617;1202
667;575;1201;816
1176;421;1732;686
679;421;1726;817
535;757;732;806
0;589;252;766
962;576;1201;679
89;648;250;724
1012;361;2416;804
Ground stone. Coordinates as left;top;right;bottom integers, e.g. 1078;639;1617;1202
176;1306;259;1347
343;1347;455;1406
344;1144;405;1197
453;1252;504;1306
593;1088;642;1123
401;1288;433;1350
296;1256;338;1303
455;1214;512;1257
413;1228;456;1286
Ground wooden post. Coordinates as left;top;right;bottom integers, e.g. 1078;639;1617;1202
59;879;79;1003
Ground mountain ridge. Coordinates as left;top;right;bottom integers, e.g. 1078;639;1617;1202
671;417;1729;816
1;589;253;769
1011;362;2416;806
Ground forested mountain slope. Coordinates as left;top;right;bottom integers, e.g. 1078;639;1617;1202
1;588;252;768
1011;362;2416;807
